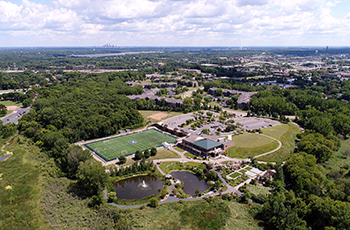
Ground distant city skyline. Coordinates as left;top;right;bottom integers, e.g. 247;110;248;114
1;0;350;47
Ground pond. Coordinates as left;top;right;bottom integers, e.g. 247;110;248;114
171;171;209;196
114;175;164;200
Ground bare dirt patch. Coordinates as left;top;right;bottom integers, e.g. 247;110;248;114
147;112;171;120
6;106;19;110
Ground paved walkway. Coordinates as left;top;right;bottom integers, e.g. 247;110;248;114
252;134;282;159
98;120;302;209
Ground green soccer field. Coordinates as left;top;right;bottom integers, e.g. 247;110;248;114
85;129;176;161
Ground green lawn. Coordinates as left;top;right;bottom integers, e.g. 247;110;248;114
85;129;176;161
209;102;220;107
0;100;22;107
125;148;180;165
229;172;242;179
173;146;186;152
261;124;290;139
248;185;271;196
256;123;301;162
245;166;253;171
184;152;203;159
228;133;279;158
159;161;202;174
239;169;247;173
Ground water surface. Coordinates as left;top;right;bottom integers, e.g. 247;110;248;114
171;171;209;196
114;175;163;200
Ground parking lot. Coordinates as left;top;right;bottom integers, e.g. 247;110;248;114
161;111;281;135
1;107;30;125
235;117;280;130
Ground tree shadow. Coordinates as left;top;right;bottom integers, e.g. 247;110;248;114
67;181;90;199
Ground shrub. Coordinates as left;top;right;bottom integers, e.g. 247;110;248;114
107;192;117;203
149;198;159;208
221;193;234;201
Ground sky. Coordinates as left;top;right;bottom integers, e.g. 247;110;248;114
0;0;350;47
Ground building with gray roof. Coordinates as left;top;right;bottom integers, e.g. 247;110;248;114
178;134;234;156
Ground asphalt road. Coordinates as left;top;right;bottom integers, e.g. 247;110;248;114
1;107;31;125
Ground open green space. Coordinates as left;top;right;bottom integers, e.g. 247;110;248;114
228;133;279;159
229;172;242;179
159;161;202;174
321;138;350;175
184;152;204;159
85;129;176;161
125;198;263;230
261;124;290;139
209;102;220;107
239;169;247;173
248;185;271;196
42;177;262;230
0;137;49;230
173;146;186;152
124;148;180;165
0;100;22;107
245;166;253;171
256;123;301;162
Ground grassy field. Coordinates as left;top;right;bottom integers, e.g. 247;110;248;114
41;177;120;229
42;179;262;230
228;133;279;159
0;137;49;230
85;129;176;161
159;161;202;174
256;123;301;162
321;138;350;175
173;146;186;152
248;185;271;196
261;124;290;139
139;110;183;121
124;198;263;230
124;148;180;165
0;100;22;107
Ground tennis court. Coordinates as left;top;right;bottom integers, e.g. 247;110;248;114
85;129;176;161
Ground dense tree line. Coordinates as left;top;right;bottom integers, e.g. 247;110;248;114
114;160;156;178
16;73;145;187
19;73;144;143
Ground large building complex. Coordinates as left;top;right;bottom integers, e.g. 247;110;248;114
178;134;234;156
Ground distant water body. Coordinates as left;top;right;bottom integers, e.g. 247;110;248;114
71;51;162;58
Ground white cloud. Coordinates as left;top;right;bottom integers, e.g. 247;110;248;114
0;0;349;46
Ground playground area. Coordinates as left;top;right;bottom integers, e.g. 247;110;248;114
84;129;176;161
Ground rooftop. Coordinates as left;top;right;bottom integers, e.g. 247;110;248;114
192;138;222;151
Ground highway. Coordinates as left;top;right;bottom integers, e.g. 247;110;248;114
1;107;31;125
